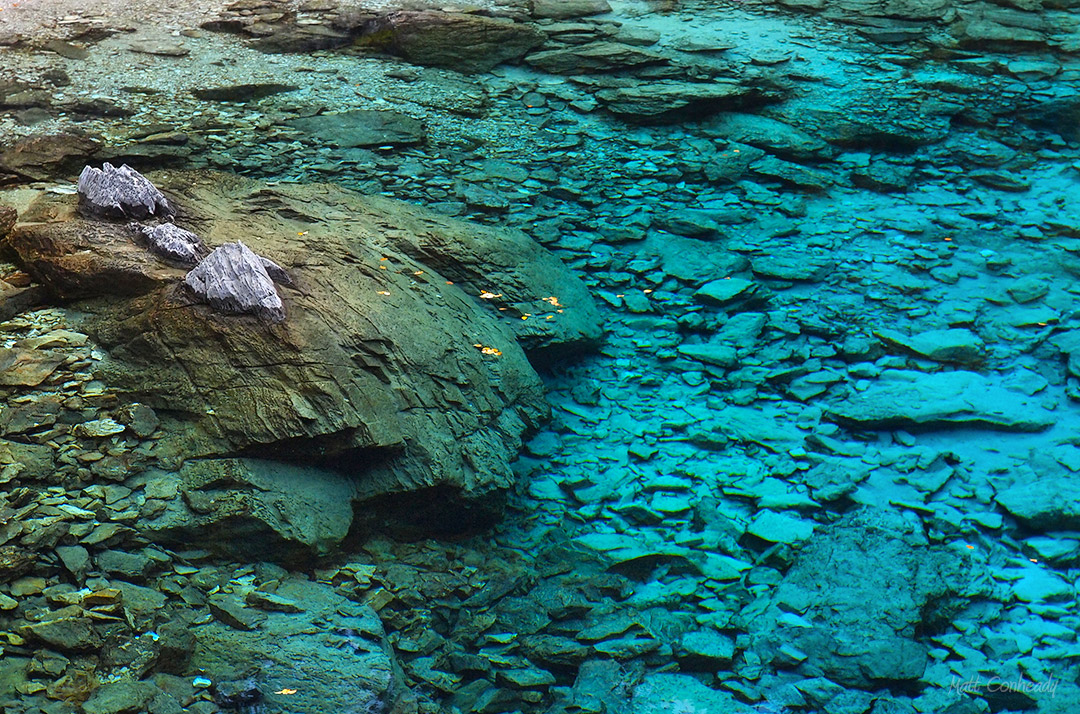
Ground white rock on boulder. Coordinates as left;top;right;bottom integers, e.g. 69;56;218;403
139;223;207;266
184;241;285;323
77;163;173;219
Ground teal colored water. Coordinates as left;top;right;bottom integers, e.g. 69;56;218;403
1;0;1080;712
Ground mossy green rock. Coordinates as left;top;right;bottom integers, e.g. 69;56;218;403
7;172;602;551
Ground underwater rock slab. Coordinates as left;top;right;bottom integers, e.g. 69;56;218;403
996;478;1080;531
286;109;426;148
798;99;953;150
876;327;985;364
5;211;179;299
0;347;66;386
824;369;1055;432
365;11;546;73
192;83;298;102
0;132;101;182
747;508;974;688
530;0;611;19
702;112;833;161
596;80;774;123
184;241;285;322
77;163;172;220
190;575;403;713
132;459;353;561
0;438;54;479
777;0;951;22
525;41;667;74
631;672;756;713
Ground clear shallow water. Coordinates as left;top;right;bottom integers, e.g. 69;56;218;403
2;0;1080;712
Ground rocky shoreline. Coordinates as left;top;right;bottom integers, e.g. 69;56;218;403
2;0;1080;713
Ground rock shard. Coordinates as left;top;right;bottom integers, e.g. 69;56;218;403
138;222;207;266
77;163;172;219
184;241;285;323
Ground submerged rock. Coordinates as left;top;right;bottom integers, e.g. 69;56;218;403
191;577;402;713
824;369;1055;432
530;0;611;19
996;479;1080;530
184;241;285;322
748;509;973;688
525;41;667;74
631;672;755;713
876;327;985;364
133;458;353;561
363;11;546;73
286;109;425;148
702;112;833;161
0;204;15;239
77;162;172;220
0;132;101;182
7;172;601;534
192;83;298;102
596;80;780;124
139;222;207;266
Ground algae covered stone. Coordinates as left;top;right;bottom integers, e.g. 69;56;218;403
134;458;353;561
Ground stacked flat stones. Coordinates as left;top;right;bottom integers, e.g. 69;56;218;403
76;163;287;322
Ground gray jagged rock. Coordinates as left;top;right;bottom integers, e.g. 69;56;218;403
77;162;172;219
138;222;207;266
184;241;285;322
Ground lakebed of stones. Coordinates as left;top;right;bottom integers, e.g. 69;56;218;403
2;0;1080;713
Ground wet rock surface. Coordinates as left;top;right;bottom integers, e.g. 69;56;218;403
4;170;601;542
2;0;1080;712
364;11;548;73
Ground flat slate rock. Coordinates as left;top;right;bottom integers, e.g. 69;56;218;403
825;369;1055;432
695;278;756;304
876;327;984;364
365;11;546;73
184;241;285;322
530;0;611;19
997;479;1080;530
703;112;832;160
631;673;755;713
596;80;755;122
77;163;172;220
193;83;298;102
287;110;426;148
128;39;190;56
526;41;667;74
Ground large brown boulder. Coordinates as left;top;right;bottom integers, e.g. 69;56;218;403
0;133;100;182
4;171;602;542
363;11;546;73
530;0;611;20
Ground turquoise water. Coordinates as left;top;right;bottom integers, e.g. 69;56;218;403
1;0;1080;712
